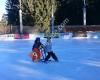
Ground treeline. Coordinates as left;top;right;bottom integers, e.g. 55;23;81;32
6;0;100;32
55;0;100;25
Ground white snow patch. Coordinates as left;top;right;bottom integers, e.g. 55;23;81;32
72;37;89;39
93;35;98;39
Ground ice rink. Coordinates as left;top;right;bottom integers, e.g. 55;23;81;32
0;37;100;80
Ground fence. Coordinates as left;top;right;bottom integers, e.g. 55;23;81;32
0;32;100;40
64;25;100;32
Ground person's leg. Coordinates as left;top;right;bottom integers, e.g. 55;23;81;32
44;52;51;61
51;51;58;61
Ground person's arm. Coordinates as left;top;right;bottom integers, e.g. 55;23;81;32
39;42;45;49
32;43;35;51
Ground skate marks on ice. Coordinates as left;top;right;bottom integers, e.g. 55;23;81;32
17;58;97;65
18;59;58;64
18;58;81;64
82;59;100;67
60;59;100;68
17;59;33;65
8;62;73;80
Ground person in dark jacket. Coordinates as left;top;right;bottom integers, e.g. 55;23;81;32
32;37;43;51
44;37;58;62
31;37;43;62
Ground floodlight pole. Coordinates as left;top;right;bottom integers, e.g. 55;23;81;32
83;0;87;26
51;0;54;33
19;0;23;35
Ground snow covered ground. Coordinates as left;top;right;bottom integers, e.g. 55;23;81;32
0;37;100;80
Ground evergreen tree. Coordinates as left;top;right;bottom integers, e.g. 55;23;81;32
55;0;83;25
6;0;100;30
56;0;100;25
22;0;58;32
87;0;100;25
6;0;19;25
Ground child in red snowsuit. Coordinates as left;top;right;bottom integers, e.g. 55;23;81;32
31;37;43;62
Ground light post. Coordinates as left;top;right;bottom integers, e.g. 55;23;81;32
51;0;54;33
83;0;87;26
19;0;23;35
82;0;87;37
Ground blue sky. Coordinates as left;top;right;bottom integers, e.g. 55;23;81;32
0;0;6;20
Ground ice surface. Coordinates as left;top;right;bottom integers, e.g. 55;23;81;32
0;37;100;80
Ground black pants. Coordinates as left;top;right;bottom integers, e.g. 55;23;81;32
44;51;58;61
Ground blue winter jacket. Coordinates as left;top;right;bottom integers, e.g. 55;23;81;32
44;40;52;53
